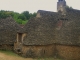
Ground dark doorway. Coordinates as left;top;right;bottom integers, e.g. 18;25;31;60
17;33;22;43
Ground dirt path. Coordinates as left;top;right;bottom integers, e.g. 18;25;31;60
0;52;33;60
0;52;61;60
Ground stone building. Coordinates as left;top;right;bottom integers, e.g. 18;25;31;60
1;0;80;60
14;0;80;60
57;0;66;12
0;17;20;50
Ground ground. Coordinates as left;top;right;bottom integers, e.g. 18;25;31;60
0;52;32;60
0;50;61;60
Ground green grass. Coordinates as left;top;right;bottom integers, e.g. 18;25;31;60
0;50;62;60
0;50;19;57
22;20;28;24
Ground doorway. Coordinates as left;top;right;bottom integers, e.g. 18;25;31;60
17;33;22;43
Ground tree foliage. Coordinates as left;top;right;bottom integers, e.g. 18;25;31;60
66;5;73;9
0;10;37;24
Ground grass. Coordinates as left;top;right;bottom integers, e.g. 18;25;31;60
0;50;62;60
0;50;19;57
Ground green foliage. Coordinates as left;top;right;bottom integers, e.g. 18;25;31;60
22;20;29;24
22;11;30;20
16;19;23;24
21;11;37;20
66;5;73;9
0;10;37;24
0;50;19;56
18;14;26;20
0;10;9;18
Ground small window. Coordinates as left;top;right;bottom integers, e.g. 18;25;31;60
17;49;21;52
44;50;45;54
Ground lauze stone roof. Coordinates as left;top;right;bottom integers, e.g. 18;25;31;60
0;8;80;46
23;8;80;46
0;17;21;45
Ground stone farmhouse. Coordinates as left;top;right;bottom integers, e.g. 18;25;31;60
0;0;80;60
0;17;20;50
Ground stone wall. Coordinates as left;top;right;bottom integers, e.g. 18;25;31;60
14;44;80;60
56;45;80;60
21;44;55;58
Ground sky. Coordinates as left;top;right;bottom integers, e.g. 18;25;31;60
0;0;80;13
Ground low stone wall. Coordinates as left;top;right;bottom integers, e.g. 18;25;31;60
56;45;80;60
21;44;55;58
14;43;80;60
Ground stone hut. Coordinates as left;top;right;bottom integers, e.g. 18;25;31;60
5;0;80;60
0;17;20;50
14;14;58;57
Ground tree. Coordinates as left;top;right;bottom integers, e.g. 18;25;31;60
32;12;37;17
66;5;73;9
22;11;30;20
0;10;37;24
18;14;26;20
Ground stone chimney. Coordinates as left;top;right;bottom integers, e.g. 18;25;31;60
57;0;66;15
